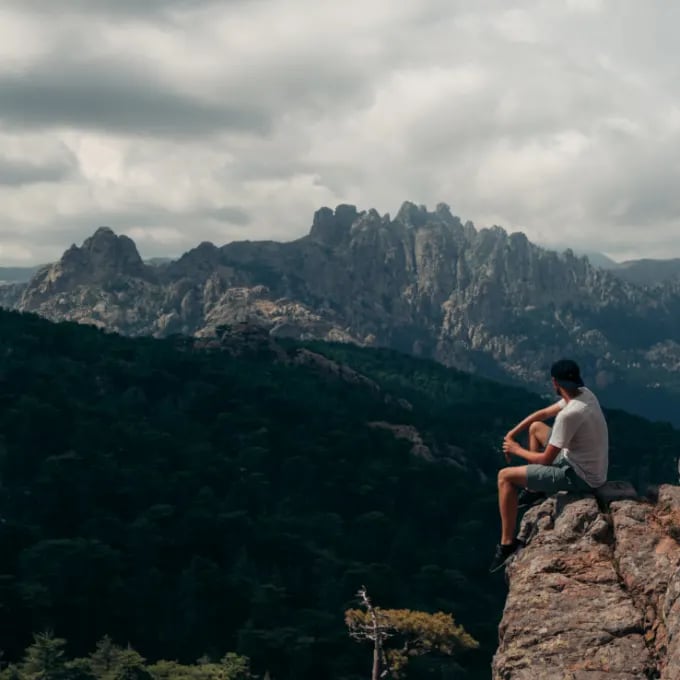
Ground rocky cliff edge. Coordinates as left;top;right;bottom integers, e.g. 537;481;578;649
493;484;680;679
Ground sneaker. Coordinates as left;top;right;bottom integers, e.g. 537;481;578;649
489;539;523;574
518;489;547;509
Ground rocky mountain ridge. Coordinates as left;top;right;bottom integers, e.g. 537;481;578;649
494;485;680;679
4;202;680;423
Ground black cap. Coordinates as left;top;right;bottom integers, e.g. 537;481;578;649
550;359;584;390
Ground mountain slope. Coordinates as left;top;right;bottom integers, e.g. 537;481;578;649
7;203;680;425
1;310;678;679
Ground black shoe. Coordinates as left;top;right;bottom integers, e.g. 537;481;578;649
518;489;547;509
489;539;523;574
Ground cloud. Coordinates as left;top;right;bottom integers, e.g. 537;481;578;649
1;1;680;264
4;0;228;19
0;203;252;263
0;155;76;186
0;53;270;137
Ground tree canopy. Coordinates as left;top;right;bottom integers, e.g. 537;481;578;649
0;309;677;679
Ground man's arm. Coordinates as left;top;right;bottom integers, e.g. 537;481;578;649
506;402;562;439
503;439;561;465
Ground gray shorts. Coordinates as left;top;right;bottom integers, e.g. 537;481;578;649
526;452;592;493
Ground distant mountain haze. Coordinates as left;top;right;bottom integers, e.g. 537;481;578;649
613;258;680;286
0;265;42;284
527;245;680;285
3;202;680;425
571;250;620;270
536;245;621;270
0;258;174;284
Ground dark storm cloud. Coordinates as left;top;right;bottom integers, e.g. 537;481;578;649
0;55;270;137
0;211;258;273
77;205;254;235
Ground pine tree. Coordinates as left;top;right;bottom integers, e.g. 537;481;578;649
346;587;478;679
20;633;67;680
88;637;122;679
106;649;149;680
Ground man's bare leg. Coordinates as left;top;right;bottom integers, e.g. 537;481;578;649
529;421;550;452
498;466;529;544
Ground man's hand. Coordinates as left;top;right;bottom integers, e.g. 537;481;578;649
502;436;522;462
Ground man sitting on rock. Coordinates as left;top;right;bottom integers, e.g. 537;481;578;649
489;358;609;573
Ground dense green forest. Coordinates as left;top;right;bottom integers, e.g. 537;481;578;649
0;309;677;679
1;632;252;680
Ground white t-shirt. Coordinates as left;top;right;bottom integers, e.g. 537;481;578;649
549;387;609;488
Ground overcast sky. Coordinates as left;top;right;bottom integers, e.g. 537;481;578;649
1;0;679;265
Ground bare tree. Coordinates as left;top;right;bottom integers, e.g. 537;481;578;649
347;587;391;680
345;587;478;679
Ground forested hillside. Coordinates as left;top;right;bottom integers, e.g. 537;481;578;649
0;310;677;679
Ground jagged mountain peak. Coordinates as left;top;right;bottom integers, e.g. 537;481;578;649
167;240;222;278
188;240;222;266
90;225;116;240
308;202;470;246
55;226;148;281
17;226;153;310
352;207;383;230
309;204;359;245
433;202;461;227
395;200;429;227
80;226;145;272
478;224;508;240
10;203;680;425
392;201;463;229
194;240;219;253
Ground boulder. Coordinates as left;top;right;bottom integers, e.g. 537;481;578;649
494;485;680;679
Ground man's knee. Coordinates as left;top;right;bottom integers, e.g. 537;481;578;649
529;421;545;438
498;466;528;489
530;421;550;445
